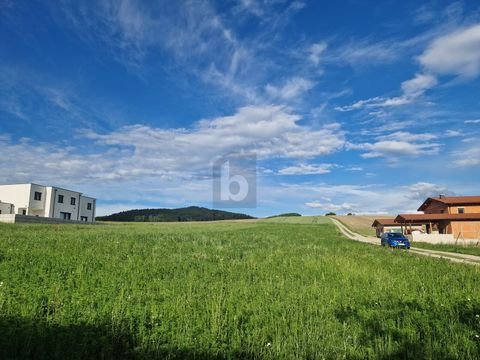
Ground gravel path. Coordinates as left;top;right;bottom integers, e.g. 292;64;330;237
330;218;480;266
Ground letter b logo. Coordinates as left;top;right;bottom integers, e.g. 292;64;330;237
213;153;256;208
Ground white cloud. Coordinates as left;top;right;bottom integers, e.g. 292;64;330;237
0;106;345;188
329;39;400;66
335;95;413;111
404;182;451;202
349;138;440;159
88;105;344;161
265;77;315;100
346;167;363;172
304;201;357;213
454;146;480;167
464;119;480;124
401;73;438;97
445;129;462;137
238;0;264;17
57;1;261;101
294;181;454;215
278;163;334;175
419;23;480;78
335;23;480;113
379;131;437;142
336;73;437;111
308;42;328;65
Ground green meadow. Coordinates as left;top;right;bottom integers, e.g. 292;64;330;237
0;220;479;359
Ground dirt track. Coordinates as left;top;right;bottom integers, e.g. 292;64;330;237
329;218;480;266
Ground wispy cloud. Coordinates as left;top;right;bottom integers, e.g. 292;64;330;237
307;42;327;66
348;133;441;159
334;22;480;113
278;163;334;175
56;1;261;101
265;77;315;100
328;38;401;66
298;181;453;215
336;73;438;111
464;119;480;124
453;145;480;167
0;66;119;132
304;201;357;212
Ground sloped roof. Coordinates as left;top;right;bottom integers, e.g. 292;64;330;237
395;213;480;223
371;218;398;227
418;196;480;211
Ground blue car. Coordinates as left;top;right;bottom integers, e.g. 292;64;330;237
381;232;410;249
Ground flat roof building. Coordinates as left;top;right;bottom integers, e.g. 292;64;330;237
0;183;96;223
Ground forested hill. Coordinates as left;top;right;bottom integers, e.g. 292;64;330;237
96;206;256;222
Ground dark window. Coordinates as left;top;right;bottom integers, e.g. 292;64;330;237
81;216;88;222
60;212;71;220
34;191;42;201
0;210;2;214
22;209;27;215
458;208;465;214
70;197;76;205
58;195;64;203
87;203;92;210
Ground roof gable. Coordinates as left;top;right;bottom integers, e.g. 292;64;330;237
417;196;480;211
371;218;398;227
396;213;480;223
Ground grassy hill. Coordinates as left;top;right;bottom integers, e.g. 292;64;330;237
332;215;391;237
267;212;302;218
262;215;331;224
96;206;255;222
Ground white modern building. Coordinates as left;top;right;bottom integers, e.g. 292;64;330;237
0;183;96;222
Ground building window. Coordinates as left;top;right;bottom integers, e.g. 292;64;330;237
458;207;465;214
34;191;42;201
70;197;76;205
22;209;27;215
81;216;88;222
58;195;64;203
60;212;71;220
87;203;92;210
0;210;2;214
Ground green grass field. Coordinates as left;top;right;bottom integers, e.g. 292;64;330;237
0;221;479;359
412;241;480;257
261;215;331;224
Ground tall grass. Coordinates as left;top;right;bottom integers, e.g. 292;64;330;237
0;222;479;359
412;241;480;257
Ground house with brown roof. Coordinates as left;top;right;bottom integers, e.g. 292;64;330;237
395;195;480;240
371;218;401;237
372;195;480;242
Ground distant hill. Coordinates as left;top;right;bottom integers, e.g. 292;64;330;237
267;213;302;218
96;206;256;222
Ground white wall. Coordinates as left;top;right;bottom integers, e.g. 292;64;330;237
0;214;15;223
79;196;95;222
28;183;48;216
0;201;14;214
0;184;31;214
48;187;82;220
410;233;480;244
0;184;96;221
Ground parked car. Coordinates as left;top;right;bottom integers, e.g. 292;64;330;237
381;232;410;249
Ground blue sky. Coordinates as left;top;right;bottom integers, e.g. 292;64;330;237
1;0;480;217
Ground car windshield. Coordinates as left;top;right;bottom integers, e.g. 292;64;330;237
387;233;404;237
